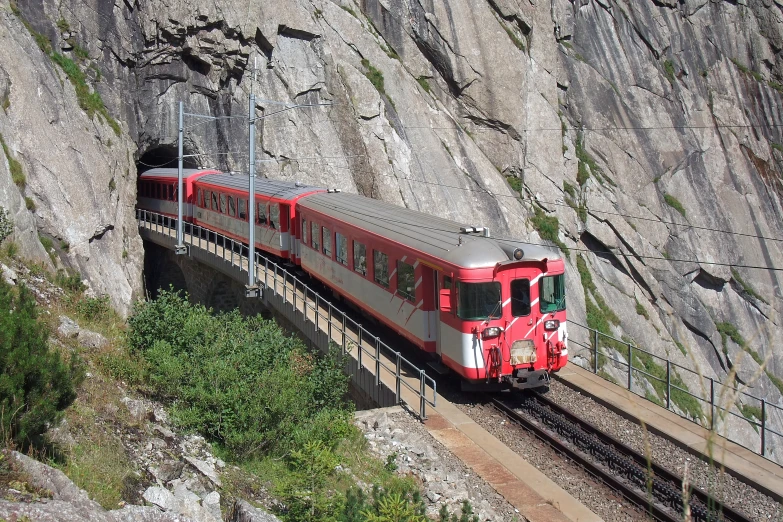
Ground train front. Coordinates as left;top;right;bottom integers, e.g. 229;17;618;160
445;240;567;390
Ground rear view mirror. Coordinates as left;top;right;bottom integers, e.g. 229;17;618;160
439;289;452;313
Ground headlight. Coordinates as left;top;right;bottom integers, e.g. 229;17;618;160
482;326;503;339
544;319;560;331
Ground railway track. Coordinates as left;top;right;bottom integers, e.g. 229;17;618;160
490;392;754;522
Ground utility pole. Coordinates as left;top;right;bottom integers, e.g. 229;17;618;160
175;101;187;254
246;58;260;297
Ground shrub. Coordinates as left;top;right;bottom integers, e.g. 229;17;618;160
55;269;86;293
126;289;353;458
731;268;769;304
663;59;676;83
76;295;111;320
0;279;84;450
0;207;11;244
24;197;35;211
361;59;386;96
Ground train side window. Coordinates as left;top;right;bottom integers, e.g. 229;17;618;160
219;194;227;214
211;192;219;211
335;232;348;265
374;250;389;288
269;203;279;229
155;183;160;199
510;279;531;317
173;185;178;201
238;198;246;220
312;222;320;251
168;184;174;201
302;218;308;245
443;276;453;290
353;241;366;275
322;226;332;257
396;260;415;302
196;189;202;207
228;196;236;217
256;202;266;224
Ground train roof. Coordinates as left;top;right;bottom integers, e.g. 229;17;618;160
139;168;219;179
298;192;561;270
196;173;325;200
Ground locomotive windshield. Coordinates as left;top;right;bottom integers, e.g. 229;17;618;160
458;282;501;320
540;274;566;313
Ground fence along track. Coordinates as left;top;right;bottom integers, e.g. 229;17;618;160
137;210;437;419
490;393;754;522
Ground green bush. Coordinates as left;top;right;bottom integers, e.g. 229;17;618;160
126;289;353;458
55;269;86;293
0;279;84;449
76;295;111;320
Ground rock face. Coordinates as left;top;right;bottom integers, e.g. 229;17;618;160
3;0;783;457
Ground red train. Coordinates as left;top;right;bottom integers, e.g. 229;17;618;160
138;168;568;389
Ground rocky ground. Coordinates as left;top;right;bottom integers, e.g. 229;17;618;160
354;407;523;521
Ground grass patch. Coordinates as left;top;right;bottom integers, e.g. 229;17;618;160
663;59;676;84
506;175;523;195
341;5;358;18
739;403;764;431
49;53;120;136
57;433;133;509
0;133;25;187
632;349;702;420
765;370;783;396
416;76;431;94
14;14;120;137
635;299;649;320
730;57;764;82
675;341;687;357
25;197;35;211
563;180;576;199
731;268;769;304
663;193;686;217
769;80;783;93
531;206;569;255
502;24;525;51
716;322;745;356
597;369;618;385
772;142;783;153
577;255;623;366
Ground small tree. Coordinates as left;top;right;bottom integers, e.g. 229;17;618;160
0;278;83;449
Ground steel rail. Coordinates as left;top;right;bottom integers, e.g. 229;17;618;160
490;394;753;522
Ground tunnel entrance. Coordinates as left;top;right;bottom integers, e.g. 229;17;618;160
136;145;198;174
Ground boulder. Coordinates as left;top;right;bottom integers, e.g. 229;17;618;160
58;316;80;339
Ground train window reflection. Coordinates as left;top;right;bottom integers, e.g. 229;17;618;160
270;203;280;229
540;274;565;313
302;219;308;245
336;232;348;265
322;227;332;257
228;196;236;217
257;202;266;224
397;261;415;302
220;194;227;214
354;241;366;275
510;279;531;317
457;282;501;320
238;199;246;220
312;222;319;250
211;192;219;211
374;251;389;288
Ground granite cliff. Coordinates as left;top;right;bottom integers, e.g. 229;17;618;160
2;0;783;458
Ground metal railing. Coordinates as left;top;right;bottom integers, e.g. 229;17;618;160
136;209;437;419
567;320;782;462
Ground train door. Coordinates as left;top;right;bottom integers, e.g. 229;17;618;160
435;271;453;357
